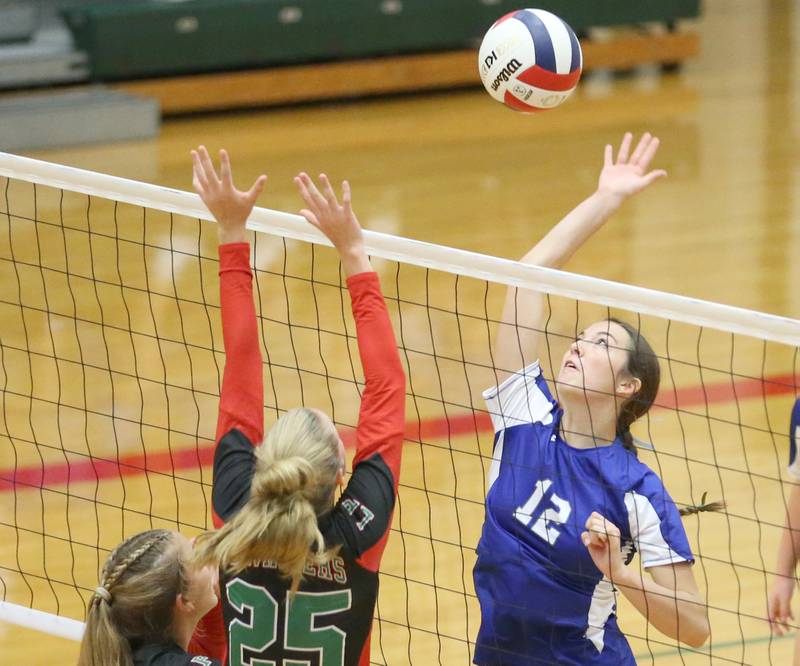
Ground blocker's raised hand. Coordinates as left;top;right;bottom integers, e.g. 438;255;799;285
294;172;371;276
191;146;267;243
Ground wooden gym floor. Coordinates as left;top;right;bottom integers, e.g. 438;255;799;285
2;0;800;663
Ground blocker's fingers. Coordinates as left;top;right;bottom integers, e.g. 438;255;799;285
219;149;232;186
629;132;653;166
341;180;353;216
603;144;613;169
301;173;329;211
294;174;322;214
246;175;268;202
299;208;321;230
616;132;633;164
198;145;220;185
191;152;208;190
319;174;339;208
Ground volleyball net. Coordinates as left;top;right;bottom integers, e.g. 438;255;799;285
1;152;799;664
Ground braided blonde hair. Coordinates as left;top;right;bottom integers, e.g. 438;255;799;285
78;529;185;666
194;407;342;592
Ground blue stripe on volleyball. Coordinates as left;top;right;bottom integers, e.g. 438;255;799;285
561;17;581;72
513;10;557;73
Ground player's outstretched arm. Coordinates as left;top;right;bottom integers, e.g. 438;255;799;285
294;173;405;472
492;132;667;382
192;146;267;449
189;145;267;663
769;482;800;635
582;512;710;648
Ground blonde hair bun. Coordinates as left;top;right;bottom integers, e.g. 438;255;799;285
255;456;316;498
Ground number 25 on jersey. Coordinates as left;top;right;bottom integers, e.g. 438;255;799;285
227;579;351;666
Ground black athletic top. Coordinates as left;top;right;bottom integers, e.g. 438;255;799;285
132;640;221;666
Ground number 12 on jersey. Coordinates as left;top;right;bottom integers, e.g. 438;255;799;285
514;479;571;545
227;579;352;666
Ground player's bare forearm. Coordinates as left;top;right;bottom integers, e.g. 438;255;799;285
614;565;710;648
776;483;800;577
521;191;623;270
340;248;373;277
493;133;666;377
492;191;621;378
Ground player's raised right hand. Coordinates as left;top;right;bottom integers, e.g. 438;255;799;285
596;132;667;203
294;172;372;277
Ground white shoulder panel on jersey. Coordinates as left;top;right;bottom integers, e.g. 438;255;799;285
624;491;688;569
482;362;555;433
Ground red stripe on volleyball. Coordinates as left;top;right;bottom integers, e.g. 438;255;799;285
493;11;517;27
503;91;545;113
517;63;582;92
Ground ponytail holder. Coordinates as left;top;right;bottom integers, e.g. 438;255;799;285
94;586;112;603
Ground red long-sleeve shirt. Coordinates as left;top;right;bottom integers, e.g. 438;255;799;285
190;242;405;666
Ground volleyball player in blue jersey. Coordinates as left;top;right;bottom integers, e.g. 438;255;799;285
768;398;800;664
473;132;710;665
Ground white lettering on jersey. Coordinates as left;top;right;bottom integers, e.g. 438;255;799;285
515;479;572;545
341;497;375;532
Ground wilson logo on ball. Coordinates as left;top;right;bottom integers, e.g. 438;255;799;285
491;59;524;91
478;8;583;113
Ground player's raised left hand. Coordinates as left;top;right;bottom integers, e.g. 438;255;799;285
582;512;626;581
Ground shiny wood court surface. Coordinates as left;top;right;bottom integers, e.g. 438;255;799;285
2;0;800;664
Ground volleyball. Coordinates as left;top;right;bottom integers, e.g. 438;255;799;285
478;9;583;113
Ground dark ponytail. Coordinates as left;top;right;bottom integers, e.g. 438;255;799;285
678;492;726;517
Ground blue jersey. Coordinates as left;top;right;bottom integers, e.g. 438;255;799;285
473;363;693;666
788;398;800;480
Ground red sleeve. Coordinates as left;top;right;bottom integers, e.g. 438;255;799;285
347;271;405;481
188;600;227;664
215;242;263;450
191;243;263;663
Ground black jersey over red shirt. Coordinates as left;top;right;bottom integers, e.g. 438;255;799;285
190;243;405;666
132;641;221;666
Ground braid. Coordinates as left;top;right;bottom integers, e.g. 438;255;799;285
679;492;726;517
79;529;184;666
94;531;172;604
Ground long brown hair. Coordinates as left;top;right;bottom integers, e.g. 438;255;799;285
77;529;185;666
193;407;342;591
608;318;661;456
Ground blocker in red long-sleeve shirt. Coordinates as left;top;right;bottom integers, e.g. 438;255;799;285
190;242;405;666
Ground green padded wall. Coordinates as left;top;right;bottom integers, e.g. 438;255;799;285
63;0;701;80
